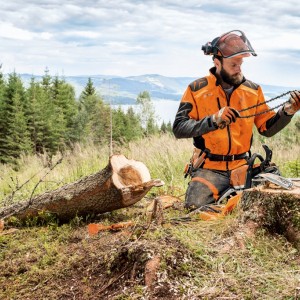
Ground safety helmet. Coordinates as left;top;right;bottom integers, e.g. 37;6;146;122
202;30;257;58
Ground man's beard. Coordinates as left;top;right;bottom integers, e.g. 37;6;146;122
220;67;243;86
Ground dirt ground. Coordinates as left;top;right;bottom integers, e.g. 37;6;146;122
1;207;200;300
1;198;300;300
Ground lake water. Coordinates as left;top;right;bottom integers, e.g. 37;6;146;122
114;93;294;127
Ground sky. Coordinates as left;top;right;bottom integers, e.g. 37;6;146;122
0;0;300;87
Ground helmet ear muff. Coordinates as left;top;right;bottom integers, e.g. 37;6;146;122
202;37;220;56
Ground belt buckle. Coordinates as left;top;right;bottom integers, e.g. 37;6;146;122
232;155;235;161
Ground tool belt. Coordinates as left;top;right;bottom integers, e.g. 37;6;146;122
184;148;249;178
206;152;248;162
184;144;281;196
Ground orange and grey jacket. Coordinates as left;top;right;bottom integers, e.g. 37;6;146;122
173;67;292;171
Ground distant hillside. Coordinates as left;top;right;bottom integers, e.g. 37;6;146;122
18;73;295;105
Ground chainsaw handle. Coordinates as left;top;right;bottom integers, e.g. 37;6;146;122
245;153;264;188
262;144;272;164
247;153;264;168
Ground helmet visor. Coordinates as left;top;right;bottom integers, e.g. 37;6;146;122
216;30;257;58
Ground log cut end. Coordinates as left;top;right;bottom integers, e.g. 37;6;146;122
110;155;164;208
111;155;151;188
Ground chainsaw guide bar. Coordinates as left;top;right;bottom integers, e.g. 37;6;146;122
257;173;300;190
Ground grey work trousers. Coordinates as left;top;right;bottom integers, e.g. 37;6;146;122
185;168;231;210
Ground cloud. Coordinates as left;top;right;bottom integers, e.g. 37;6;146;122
0;0;299;87
0;22;52;41
0;22;34;40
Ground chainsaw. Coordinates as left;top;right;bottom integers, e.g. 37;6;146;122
218;144;299;203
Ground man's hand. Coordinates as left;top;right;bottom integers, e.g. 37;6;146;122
284;90;300;115
212;106;240;129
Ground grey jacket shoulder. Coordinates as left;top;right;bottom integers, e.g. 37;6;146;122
242;79;260;90
189;77;208;92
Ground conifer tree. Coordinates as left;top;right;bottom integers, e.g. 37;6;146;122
26;78;51;153
46;105;67;155
5;93;32;162
166;121;172;132
124;107;143;140
55;80;78;143
76;78;111;144
76;78;98;142
111;107;125;144
161;121;167;133
160;120;173;133
79;77;98;114
81;77;96;99
50;75;61;102
146;116;159;135
4;71;26;102
111;106;144;144
89;98;111;144
28;71;78;154
0;64;5;100
41;67;52;94
0;72;29;163
0;66;6;135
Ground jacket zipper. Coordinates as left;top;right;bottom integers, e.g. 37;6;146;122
217;89;232;156
225;91;232;156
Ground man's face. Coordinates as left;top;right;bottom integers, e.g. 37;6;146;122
219;57;244;86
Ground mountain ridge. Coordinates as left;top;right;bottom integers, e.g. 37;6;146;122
16;73;295;105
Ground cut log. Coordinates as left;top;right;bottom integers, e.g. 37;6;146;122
239;184;300;249
0;155;164;222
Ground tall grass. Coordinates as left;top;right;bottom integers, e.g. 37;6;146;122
0;115;299;207
0;143;111;206
0;134;191;206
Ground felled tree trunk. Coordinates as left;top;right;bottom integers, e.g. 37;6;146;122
239;185;300;249
0;155;164;222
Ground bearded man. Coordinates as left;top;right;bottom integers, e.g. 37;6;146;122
173;30;300;210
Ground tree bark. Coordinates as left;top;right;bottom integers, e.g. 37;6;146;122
0;155;164;222
239;185;300;249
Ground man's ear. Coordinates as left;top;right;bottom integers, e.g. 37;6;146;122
214;57;221;70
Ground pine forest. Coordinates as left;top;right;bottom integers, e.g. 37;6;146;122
0;68;172;165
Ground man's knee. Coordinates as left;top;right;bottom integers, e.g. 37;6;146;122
184;180;215;210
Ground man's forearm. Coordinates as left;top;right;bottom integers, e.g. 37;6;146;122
260;107;293;137
172;102;216;138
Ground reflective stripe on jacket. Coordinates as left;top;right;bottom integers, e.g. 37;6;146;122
173;67;292;171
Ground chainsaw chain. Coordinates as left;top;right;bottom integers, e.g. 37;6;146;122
238;90;296;119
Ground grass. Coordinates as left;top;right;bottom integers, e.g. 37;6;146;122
2;209;299;299
0;133;191;207
0;116;300;299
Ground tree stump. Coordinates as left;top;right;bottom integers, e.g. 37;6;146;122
0;155;164;222
239;185;300;249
